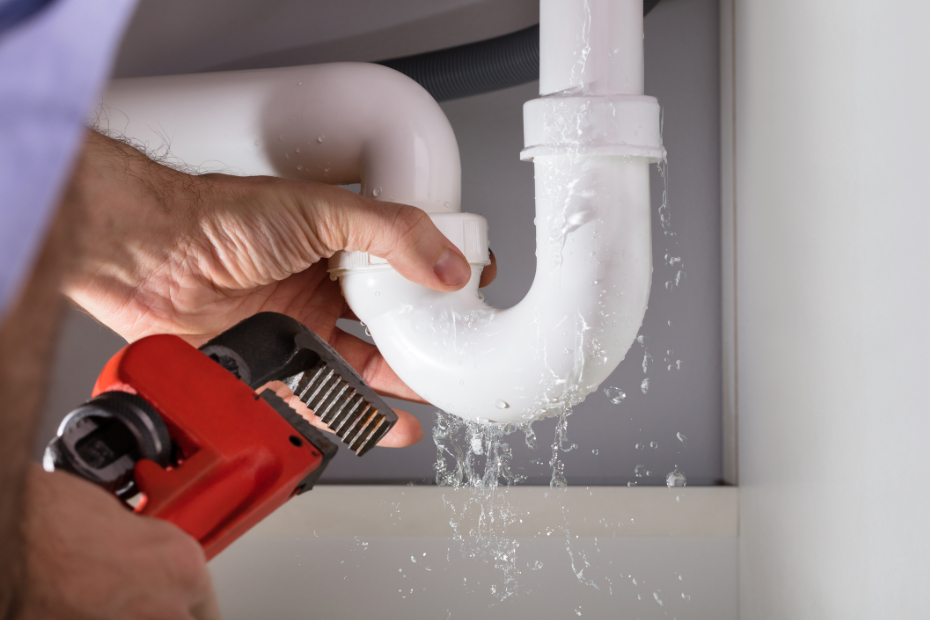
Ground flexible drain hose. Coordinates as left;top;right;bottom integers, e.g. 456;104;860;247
378;0;661;102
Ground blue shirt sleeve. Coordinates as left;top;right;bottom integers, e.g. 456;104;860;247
0;0;137;319
0;0;58;37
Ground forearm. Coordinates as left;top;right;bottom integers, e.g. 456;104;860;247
0;211;69;619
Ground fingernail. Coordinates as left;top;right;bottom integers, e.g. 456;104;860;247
434;248;471;286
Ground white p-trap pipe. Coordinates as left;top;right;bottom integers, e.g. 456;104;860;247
98;0;663;425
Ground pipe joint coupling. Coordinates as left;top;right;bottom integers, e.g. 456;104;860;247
521;94;665;162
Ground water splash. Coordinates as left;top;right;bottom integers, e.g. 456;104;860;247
603;386;626;404
433;410;526;601
666;467;687;488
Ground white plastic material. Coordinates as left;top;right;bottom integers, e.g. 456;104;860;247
522;95;665;161
98;63;461;213
335;0;661;424
539;0;644;96
98;0;661;425
340;157;653;423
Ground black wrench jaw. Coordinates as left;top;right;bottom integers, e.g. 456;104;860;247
199;313;320;389
200;313;398;456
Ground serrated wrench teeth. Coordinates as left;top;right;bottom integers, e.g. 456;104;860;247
282;369;390;456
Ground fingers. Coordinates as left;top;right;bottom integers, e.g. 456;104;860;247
479;249;497;288
327;328;426;403
306;185;472;292
161;529;222;620
21;467;222;620
190;584;223;620
340;305;360;322
266;382;424;448
372;409;424;447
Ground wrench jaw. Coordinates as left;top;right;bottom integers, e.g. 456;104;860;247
200;313;399;457
284;361;392;457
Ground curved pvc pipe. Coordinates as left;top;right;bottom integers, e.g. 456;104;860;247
341;0;663;424
98;63;461;213
341;156;652;424
97;0;663;426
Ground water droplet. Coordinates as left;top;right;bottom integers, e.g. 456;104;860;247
640;378;650;394
575;607;582;616
296;165;303;171
364;327;371;337
666;467;687;488
295;147;301;153
285;153;290;159
603;386;626;404
373;187;382;198
317;135;325;143
591;449;599;455
650;441;658;449
495;399;509;409
677;431;687;444
635;442;644;450
634;464;645;478
654;592;663;606
627;481;637;487
470;434;483;454
444;201;452;209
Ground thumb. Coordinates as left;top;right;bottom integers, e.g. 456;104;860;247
314;186;472;292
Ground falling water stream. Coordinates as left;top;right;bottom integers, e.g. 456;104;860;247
421;158;692;608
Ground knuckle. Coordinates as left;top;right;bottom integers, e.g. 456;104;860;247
163;533;209;590
393;204;430;236
387;205;433;256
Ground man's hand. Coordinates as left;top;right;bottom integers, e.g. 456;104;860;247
20;466;220;620
63;131;496;447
